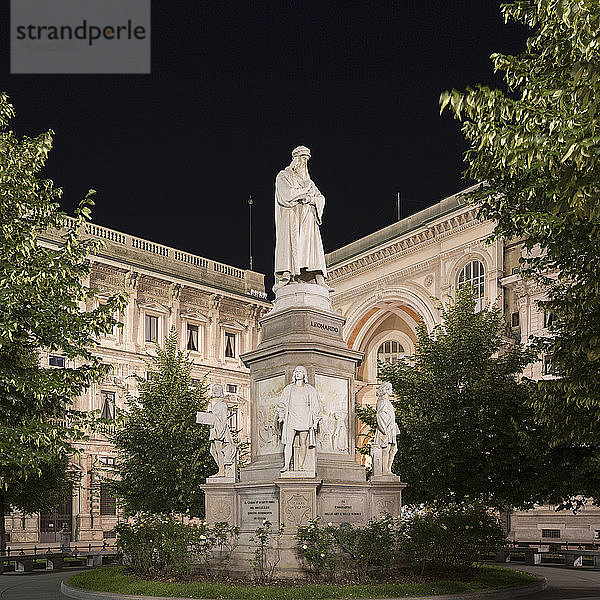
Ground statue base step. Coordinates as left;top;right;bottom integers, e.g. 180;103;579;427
272;282;332;313
201;476;407;577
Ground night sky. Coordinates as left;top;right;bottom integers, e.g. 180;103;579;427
1;2;529;293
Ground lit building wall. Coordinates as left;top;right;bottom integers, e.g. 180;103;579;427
326;186;600;544
6;222;271;545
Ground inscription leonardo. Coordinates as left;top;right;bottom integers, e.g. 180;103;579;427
309;320;339;333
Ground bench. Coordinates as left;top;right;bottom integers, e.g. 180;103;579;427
0;553;67;573
495;546;600;569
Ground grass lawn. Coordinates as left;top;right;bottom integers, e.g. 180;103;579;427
67;565;537;599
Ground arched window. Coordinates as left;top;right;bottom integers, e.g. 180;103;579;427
457;260;485;311
377;340;405;364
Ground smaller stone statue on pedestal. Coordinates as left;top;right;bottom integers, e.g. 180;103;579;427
196;384;238;481
276;366;322;474
371;382;400;478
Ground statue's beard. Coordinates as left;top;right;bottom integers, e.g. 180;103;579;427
291;158;309;181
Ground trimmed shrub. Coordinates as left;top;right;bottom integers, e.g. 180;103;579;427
297;502;506;582
115;514;192;577
399;501;506;577
115;514;239;579
297;516;403;582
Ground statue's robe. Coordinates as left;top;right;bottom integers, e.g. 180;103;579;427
373;397;400;448
209;399;236;466
274;166;327;278
276;383;322;447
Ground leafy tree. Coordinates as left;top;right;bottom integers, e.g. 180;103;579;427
440;1;600;444
111;328;216;516
363;289;600;510
4;454;77;526
0;93;126;551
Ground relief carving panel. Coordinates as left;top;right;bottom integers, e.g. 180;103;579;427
314;375;349;454
284;493;311;527
256;375;285;455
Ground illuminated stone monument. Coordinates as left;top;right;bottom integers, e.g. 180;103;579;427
201;147;406;576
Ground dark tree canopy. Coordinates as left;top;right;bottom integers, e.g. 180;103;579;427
111;329;216;517
440;0;600;445
365;289;600;510
0;93;126;551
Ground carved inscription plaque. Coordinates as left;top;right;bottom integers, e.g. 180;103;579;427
321;495;366;524
309;319;340;334
241;496;279;527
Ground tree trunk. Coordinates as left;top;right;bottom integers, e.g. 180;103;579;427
0;491;7;554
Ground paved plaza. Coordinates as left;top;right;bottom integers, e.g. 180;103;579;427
507;564;600;599
0;569;83;600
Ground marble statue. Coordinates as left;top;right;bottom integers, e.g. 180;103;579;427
276;365;322;472
274;146;328;291
196;384;237;478
371;382;400;477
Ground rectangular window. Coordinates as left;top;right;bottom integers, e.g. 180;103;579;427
541;529;561;538
224;332;236;358
187;324;199;351
544;311;556;329
511;312;520;327
228;407;238;433
99;483;116;516
543;357;556;376
103;530;116;539
191;378;202;387
49;355;65;368
145;314;158;343
595;530;600;540
100;391;115;420
99;456;116;466
226;384;238;394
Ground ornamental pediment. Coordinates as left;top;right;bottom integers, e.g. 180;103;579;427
95;290;116;301
137;300;169;314
180;310;209;323
219;319;245;331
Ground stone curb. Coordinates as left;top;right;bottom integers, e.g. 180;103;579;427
61;577;546;600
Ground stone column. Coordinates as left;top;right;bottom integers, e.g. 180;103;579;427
124;271;139;353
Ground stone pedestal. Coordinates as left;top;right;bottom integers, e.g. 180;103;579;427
202;282;407;576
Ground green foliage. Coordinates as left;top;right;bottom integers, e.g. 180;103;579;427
399;502;506;578
249;520;282;584
440;1;600;444
0;92;126;550
116;514;194;578
297;519;340;580
5;454;76;515
296;516;403;582
115;513;239;579
67;564;537;599
377;288;600;509
111;328;215;516
192;520;240;580
297;506;505;582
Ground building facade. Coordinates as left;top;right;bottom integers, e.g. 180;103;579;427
325;185;600;545
5;221;270;545
6;187;597;546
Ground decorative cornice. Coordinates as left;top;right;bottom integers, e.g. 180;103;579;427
328;207;481;284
